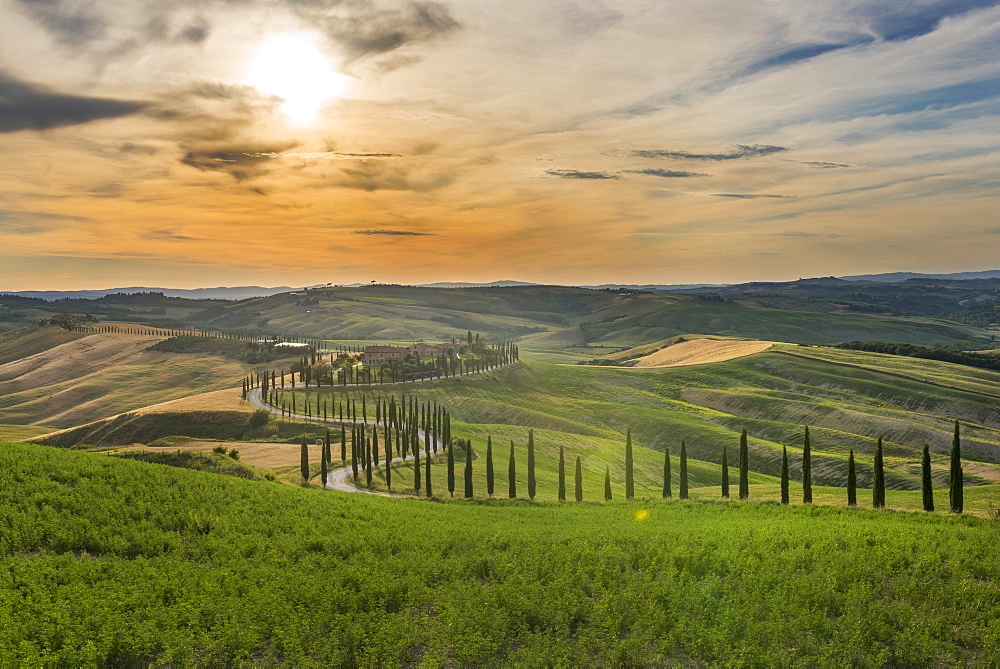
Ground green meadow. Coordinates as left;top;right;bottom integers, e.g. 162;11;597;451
2;441;999;665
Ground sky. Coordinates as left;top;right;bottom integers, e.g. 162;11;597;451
1;0;999;290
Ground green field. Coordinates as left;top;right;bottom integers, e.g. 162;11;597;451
2;441;999;665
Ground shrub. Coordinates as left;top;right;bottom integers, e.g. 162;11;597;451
247;409;270;428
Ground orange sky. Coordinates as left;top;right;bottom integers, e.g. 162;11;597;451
2;1;999;290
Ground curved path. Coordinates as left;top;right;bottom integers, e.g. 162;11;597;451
247;386;439;498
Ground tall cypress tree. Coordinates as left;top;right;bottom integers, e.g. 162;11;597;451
527;430;536;500
721;445;729;499
625;428;634;500
300;438;309;482
464;440;473;499
558;445;566;501
413;442;421;494
802;426;812;504
486;435;495;496
950;420;963;513
922;443;934;512
663;445;672;499
425;434;432;497
873;436;885;509
351;427;358;481
847;449;857;507
575;456;583;502
679;440;689;500
780;446;789;505
738;428;749;501
447;439;456;497
340;425;347;463
605;465;612;501
508;441;517;499
320;441;328;489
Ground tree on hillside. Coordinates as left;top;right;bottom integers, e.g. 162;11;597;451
447;439;455;497
464;440;473;499
739;429;749;501
486;436;495;496
558;445;566;502
508;441;517;498
527;430;536;500
721;445;729;499
425;435;432;497
320;441;328;489
413;443;421;494
873;436;885;509
950;420;963;513
341;425;347;462
625;428;634;500
802;426;812;504
780;446;789;505
575;456;583;502
847;449;857;507
300;438;309;482
663;445;672;499
922;443;934;512
679;440;689;500
605;465;612;501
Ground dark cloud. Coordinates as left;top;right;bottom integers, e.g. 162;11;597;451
622;168;709;178
119;142;159;155
0;208;88;233
15;0;107;48
0;72;145;133
336;162;453;191
180;141;300;181
768;231;844;238
142;229;195;241
326;152;404;159
710;193;795;199
630;145;789;161
310;1;460;62
178;18;211;44
546;169;620;180
985;227;1000;234
353;229;436;236
800;161;856;169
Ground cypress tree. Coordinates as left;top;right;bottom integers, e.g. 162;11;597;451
873;436;885;509
365;438;373;486
413;442;421;494
802;426;812;504
486;436;495;496
625;428;634;500
780;445;789;505
508;441;517;498
425;433;432;497
300;438;309;482
679;440;689;500
847;449;857;507
922;443;934;512
738;428;749;500
605;465;612;500
340;424;347;462
950;420;963;513
575;456;583;502
351;427;358;481
527;429;536;500
447;439;455;497
464;440;473;499
663;445;672;499
320;441;328;488
558;445;566;501
720;445;728;499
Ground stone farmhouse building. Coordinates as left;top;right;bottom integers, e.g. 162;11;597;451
361;342;453;365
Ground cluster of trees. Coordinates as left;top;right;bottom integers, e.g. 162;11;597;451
835;341;1000;372
243;339;519;398
296;393;452;495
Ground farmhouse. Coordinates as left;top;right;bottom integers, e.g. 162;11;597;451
361;342;454;365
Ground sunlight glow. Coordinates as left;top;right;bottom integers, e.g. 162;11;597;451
245;33;348;123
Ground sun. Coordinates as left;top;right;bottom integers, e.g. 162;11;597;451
245;33;348;124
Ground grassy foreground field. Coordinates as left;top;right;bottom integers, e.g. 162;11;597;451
2;441;999;665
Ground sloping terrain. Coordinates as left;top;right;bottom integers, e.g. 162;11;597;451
0;331;260;428
630;338;776;367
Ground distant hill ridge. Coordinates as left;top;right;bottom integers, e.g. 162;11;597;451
4;269;999;301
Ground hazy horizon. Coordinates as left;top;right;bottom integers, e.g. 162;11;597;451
3;0;999;289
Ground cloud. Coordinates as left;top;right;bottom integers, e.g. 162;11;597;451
545;169;620;180
864;0;1000;42
0;72;145;133
119;142;159;155
0;208;89;233
336;162;453;191
767;231;845;238
14;0;107;49
309;1;461;62
180;141;300;181
353;229;436;236
630;145;789;161
800;161;857;169
622;168;709;178
142;229;195;241
711;193;795;199
290;152;404;160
